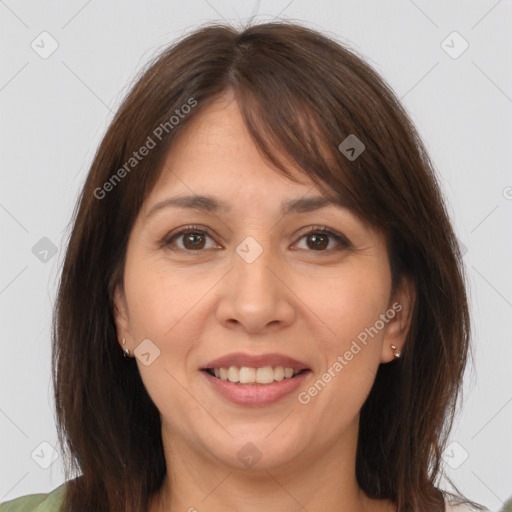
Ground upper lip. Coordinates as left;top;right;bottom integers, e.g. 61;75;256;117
202;352;310;371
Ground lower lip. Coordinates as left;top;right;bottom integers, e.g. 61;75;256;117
202;370;311;407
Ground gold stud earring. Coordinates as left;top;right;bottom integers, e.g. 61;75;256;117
122;338;130;358
390;344;401;358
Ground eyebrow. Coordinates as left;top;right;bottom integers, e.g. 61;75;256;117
146;194;345;218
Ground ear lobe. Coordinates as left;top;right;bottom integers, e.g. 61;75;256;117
380;276;416;363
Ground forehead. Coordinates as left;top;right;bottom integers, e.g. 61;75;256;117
131;93;387;254
144;94;327;208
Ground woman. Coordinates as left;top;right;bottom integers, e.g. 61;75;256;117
0;21;489;512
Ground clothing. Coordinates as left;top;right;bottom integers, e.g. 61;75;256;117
0;482;66;511
0;483;477;512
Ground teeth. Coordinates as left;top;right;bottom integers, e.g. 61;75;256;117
239;367;255;384
256;367;274;384
210;365;303;384
274;366;284;381
227;366;240;382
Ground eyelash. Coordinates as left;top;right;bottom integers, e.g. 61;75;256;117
160;224;352;254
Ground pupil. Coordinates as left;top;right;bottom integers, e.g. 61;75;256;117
184;232;204;250
308;233;327;250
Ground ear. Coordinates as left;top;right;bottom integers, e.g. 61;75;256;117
112;284;132;353
380;276;415;363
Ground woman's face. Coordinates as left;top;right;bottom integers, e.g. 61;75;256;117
114;92;413;473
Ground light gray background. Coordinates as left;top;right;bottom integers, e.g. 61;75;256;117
1;1;511;510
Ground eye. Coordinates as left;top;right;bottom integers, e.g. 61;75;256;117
293;226;351;252
160;225;351;253
161;225;220;252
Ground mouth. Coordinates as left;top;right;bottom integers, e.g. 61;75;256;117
201;364;312;406
202;366;310;385
200;352;311;386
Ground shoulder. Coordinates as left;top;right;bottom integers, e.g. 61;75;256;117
0;482;67;512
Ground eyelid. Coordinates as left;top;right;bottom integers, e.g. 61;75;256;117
293;225;352;250
160;224;352;252
159;224;216;249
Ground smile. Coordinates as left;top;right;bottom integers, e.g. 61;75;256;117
201;367;311;406
204;365;307;384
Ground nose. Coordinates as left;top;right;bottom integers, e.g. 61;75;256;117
215;239;296;334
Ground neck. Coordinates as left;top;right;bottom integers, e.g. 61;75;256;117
148;420;395;512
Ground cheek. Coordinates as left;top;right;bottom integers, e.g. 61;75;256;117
123;261;203;418
298;265;390;418
123;256;211;339
309;266;391;408
299;262;391;348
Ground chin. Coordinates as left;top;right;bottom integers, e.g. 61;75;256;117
203;433;307;472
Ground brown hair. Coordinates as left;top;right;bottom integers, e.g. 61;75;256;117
52;20;487;512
